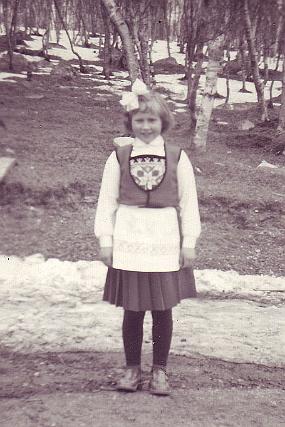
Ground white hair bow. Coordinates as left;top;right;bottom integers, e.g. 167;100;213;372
120;79;149;112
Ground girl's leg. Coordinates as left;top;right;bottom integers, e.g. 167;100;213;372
117;310;145;391
151;309;173;368
150;309;173;395
122;309;146;366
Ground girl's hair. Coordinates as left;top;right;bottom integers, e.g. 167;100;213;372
124;91;174;134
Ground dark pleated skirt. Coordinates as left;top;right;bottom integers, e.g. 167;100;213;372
103;267;197;312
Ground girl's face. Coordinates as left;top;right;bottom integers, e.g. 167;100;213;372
131;110;162;144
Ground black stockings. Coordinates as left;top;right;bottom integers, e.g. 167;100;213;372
122;309;173;367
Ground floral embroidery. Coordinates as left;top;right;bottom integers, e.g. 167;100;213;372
114;239;179;256
129;155;166;191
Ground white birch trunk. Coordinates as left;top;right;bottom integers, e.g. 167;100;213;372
101;0;140;82
193;35;224;151
277;56;285;133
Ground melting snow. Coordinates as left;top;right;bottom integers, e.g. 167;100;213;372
0;32;282;109
0;255;284;366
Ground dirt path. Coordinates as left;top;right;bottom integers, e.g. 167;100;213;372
2;389;284;427
1;351;285;427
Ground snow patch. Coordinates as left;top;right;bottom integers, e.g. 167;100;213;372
0;35;282;111
0;72;26;82
0;255;284;365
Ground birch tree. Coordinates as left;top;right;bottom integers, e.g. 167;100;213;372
193;35;225;151
277;58;285;133
101;1;112;79
2;0;21;71
54;0;86;72
100;0;140;82
242;0;269;121
277;0;285;135
182;0;204;130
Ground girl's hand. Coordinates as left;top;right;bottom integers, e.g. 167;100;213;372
179;248;196;269
99;247;113;267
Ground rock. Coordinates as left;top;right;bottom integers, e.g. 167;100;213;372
5;148;15;154
50;60;77;81
256;160;285;176
257;160;278;169
24;94;45;100
194;166;203;175
0;157;16;183
222;57;251;77
256;160;285;175
237;119;255;131
154;57;178;66
154;57;184;74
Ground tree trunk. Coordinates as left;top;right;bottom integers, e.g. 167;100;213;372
101;0;140;83
193;35;224;151
98;32;104;55
263;46;269;85
187;42;204;132
163;0;171;58
239;38;250;92
54;2;62;44
90;0;98;36
101;3;112;79
54;0;86;73
268;53;281;108
277;57;285;132
42;2;53;59
224;48;230;104
138;3;151;85
3;0;21;71
243;0;268;121
272;0;284;57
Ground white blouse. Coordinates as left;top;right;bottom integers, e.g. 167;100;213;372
94;135;201;272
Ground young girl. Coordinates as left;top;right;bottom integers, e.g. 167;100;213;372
94;79;201;396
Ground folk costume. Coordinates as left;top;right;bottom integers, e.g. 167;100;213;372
94;135;201;311
94;79;201;394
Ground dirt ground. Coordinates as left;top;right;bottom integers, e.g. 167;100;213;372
0;66;285;426
1;351;285;427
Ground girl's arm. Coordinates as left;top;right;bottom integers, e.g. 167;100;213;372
177;150;201;249
94;151;120;248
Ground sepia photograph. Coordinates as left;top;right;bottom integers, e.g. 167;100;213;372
0;0;284;425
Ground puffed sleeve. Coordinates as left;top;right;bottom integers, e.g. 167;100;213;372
177;150;201;248
94;151;120;247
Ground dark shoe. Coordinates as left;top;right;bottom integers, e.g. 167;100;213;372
149;367;171;396
116;366;142;392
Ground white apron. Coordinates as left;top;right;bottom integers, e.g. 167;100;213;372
112;204;180;272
